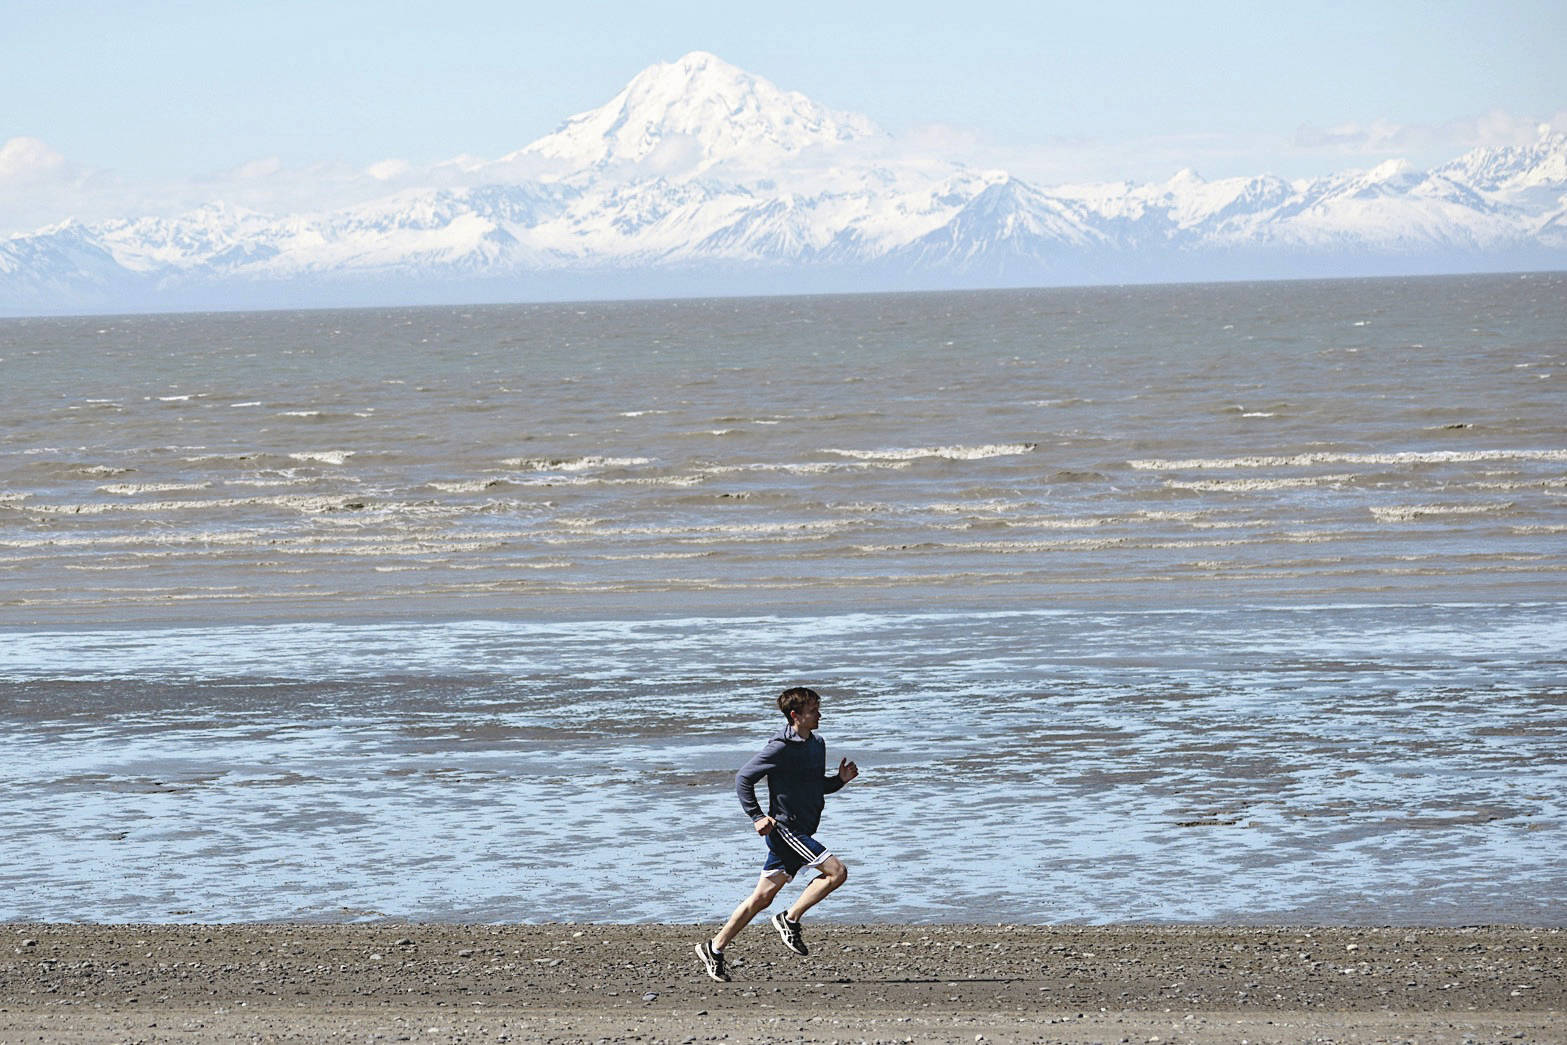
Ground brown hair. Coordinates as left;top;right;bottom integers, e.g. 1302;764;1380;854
777;686;820;723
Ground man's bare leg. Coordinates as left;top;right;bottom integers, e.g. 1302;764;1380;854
713;873;786;950
785;856;848;922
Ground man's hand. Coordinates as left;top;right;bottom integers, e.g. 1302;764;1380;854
753;815;776;836
837;757;859;783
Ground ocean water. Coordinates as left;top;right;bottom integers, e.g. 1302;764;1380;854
1;273;1563;925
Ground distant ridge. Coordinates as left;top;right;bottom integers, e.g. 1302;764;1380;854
3;52;1565;315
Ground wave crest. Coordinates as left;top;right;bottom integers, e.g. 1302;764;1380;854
825;443;1037;462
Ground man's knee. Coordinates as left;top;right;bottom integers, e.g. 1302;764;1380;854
819;857;848;887
751;877;786;908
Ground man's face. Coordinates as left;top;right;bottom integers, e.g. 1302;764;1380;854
792;700;820;733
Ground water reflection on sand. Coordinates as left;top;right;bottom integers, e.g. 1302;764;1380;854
2;603;1563;924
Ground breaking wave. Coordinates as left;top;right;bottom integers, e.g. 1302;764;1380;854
1130;449;1567;470
824;443;1038;462
503;456;654;472
1370;502;1517;522
288;451;355;465
97;482;213;495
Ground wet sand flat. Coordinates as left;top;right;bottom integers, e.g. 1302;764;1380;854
2;924;1561;1043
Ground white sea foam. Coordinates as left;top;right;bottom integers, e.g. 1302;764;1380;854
0;532;254;550
918;502;1126;530
426;479;505;493
702;460;910;475
1138;510;1220;522
1474;478;1567;491
1129;449;1567;470
996;516;1124;530
60;562;152;571
825;443;1037;462
551;519;844;540
848;536;1120;555
59;465;133;478
24;495;366;516
925;499;1035;515
599;551;714;561
503;455;653;472
224;477;317;488
98;482;213;495
554;516;609;529
506;473;702;488
1371;502;1517;522
1166;474;1358;492
288;451;355;465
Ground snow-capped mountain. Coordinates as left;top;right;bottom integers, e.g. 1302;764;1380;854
3;53;1565;315
512;51;885;176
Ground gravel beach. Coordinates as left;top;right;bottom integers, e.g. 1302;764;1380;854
1;924;1561;1043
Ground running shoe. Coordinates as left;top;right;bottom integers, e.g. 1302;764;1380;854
694;939;730;982
771;912;808;956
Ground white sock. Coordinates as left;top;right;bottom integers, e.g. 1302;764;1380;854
710;939;723;954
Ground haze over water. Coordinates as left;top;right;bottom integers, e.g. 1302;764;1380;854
2;273;1563;925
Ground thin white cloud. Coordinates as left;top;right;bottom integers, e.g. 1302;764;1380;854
897;128;1297;188
888;109;1567;190
899;122;988;155
0;137;68;182
1291;109;1567;157
0;137;118;236
639;133;704;175
366;158;411;181
223;156;285;181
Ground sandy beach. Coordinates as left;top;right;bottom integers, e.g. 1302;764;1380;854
1;923;1560;1043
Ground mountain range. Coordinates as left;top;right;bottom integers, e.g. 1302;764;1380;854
3;51;1565;315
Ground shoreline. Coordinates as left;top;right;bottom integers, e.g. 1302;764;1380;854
3;923;1560;1043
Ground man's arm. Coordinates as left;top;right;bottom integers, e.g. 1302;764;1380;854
735;739;786;825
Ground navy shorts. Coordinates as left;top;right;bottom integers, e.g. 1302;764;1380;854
761;823;831;879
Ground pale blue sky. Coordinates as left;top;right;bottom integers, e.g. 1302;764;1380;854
2;0;1564;230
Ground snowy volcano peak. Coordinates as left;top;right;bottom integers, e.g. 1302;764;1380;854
514;50;885;176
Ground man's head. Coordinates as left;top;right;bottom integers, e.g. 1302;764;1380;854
778;686;821;731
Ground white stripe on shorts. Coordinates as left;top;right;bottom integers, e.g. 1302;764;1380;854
774;824;831;867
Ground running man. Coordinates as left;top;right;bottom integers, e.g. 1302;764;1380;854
695;686;859;982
